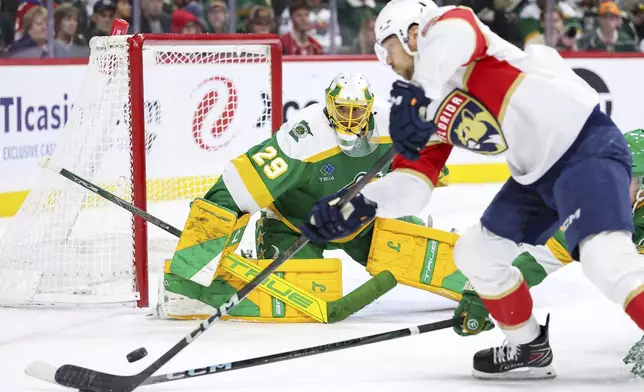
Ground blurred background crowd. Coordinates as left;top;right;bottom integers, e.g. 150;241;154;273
0;0;642;58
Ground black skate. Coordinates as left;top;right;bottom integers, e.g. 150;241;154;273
472;314;556;380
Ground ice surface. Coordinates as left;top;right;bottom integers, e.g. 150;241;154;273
1;184;643;391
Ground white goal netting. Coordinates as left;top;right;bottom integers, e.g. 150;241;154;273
0;35;277;307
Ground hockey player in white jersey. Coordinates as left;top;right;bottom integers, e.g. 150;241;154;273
299;0;644;380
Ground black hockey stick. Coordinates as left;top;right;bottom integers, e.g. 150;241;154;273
26;148;397;392
138;317;457;386
38;157;181;237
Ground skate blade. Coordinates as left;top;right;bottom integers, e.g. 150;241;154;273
472;365;556;380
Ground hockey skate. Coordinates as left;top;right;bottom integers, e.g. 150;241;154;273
472;315;556;380
624;334;644;377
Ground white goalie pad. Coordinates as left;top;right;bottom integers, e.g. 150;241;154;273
154;274;215;320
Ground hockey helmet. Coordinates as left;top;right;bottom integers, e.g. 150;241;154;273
325;72;375;152
374;0;437;65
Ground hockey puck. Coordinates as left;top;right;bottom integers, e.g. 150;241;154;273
126;347;148;363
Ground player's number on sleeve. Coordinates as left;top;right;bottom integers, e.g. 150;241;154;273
251;146;288;179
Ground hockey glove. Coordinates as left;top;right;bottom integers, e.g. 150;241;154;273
389;80;437;161
453;284;496;336
300;189;377;244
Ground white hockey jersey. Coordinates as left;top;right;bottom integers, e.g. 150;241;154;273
363;5;600;218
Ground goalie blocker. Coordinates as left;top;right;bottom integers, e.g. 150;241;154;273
161;198;466;323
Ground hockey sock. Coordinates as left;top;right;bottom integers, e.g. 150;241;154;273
625;286;644;330
480;280;540;344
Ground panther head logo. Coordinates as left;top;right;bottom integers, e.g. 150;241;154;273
454;108;505;154
434;90;508;156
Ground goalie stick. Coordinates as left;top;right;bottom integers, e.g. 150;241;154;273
28;317;457;388
26;148;397;392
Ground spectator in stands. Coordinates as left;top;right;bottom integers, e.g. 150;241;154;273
6;5;47;57
54;3;89;56
237;0;271;32
88;0;115;39
59;0;90;41
459;0;524;48
337;0;377;50
578;1;638;51
580;0;638;39
632;1;644;49
342;13;375;54
171;5;206;33
205;0;228;34
245;5;274;33
14;0;41;41
141;0;171;33
280;0;323;55
278;0;341;52
115;0;132;26
524;5;579;50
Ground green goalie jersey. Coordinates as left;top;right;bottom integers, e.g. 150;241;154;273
204;98;433;243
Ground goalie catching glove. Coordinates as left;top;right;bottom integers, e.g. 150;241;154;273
300;189;377;243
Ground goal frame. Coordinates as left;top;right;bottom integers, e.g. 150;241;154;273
127;34;283;307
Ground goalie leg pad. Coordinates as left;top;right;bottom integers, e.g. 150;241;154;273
169;198;250;286
160;256;342;323
366;217;466;301
158;268;261;320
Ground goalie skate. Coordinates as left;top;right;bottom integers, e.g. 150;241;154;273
472;315;556;380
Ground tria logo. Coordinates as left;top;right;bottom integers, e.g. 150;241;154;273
319;163;335;182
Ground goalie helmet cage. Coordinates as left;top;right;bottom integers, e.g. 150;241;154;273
0;34;283;308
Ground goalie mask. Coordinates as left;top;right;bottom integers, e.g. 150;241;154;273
325;73;377;157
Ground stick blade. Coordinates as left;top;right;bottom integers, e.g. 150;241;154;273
25;361;58;384
27;361;139;392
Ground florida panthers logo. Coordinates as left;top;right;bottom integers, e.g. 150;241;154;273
434;90;507;155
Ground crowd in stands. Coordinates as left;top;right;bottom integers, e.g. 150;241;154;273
0;0;642;57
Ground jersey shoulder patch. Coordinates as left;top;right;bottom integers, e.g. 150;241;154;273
420;6;454;36
433;89;507;155
274;104;340;162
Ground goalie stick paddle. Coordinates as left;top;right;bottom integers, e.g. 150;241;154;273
28;148;397;392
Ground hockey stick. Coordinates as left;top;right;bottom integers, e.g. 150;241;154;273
37;156;396;323
141;317;456;386
29;317;456;388
27;148;397;392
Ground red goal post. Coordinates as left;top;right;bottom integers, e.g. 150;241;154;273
128;34;283;307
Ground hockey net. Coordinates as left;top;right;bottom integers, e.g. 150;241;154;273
0;34;282;307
